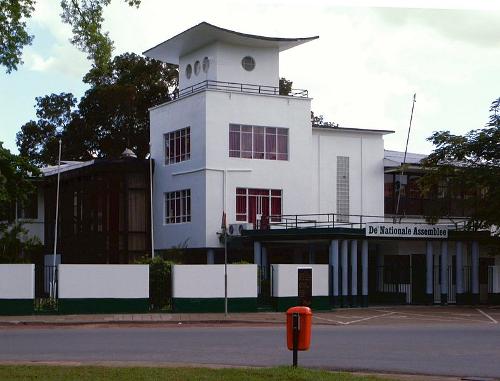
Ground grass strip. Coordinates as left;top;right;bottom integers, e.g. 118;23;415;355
0;365;392;381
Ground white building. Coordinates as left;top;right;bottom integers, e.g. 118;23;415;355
143;22;499;309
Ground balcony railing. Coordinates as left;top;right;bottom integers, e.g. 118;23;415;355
253;212;471;231
172;80;308;101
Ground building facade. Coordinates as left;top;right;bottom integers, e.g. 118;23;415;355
145;22;499;308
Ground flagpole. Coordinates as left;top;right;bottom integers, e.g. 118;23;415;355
223;170;228;317
51;139;62;298
149;143;154;259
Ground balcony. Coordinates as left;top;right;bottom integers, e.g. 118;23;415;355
172;80;309;101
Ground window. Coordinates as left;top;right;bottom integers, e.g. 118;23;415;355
336;156;349;222
17;193;37;219
241;56;255;71
164;127;190;165
194;60;201;75
236;188;282;224
164;189;191;224
185;64;192;79
229;124;288;160
202;57;210;73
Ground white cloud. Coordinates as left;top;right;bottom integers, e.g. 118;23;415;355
8;0;500;155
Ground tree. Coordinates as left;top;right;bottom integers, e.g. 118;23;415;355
16;53;178;165
419;98;500;234
279;77;292;96
0;0;141;74
0;142;42;262
0;0;35;73
311;111;338;128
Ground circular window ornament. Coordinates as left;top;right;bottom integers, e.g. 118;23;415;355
202;57;210;73
194;60;201;75
185;64;192;79
241;56;255;71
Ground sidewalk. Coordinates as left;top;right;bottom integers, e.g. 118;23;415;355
0;312;286;326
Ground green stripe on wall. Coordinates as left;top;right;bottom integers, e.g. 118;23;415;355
58;298;149;314
272;296;332;312
172;298;257;313
0;299;33;315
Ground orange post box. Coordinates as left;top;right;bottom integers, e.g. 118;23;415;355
286;306;312;351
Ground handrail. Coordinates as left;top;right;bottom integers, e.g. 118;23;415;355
252;212;471;231
172;80;309;101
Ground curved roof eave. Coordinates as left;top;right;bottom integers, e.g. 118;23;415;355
143;22;319;64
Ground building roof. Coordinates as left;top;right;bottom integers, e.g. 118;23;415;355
143;22;319;65
384;149;427;167
40;160;93;177
313;125;394;135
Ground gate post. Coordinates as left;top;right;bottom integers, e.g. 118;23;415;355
440;241;448;305
426;242;433;305
455;242;464;305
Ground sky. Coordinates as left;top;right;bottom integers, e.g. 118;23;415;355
1;0;500;155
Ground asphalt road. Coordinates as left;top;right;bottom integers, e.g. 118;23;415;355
1;325;499;378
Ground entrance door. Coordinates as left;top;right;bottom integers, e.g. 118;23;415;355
411;254;427;304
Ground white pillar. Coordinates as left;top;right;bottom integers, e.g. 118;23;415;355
440;241;448;305
471;241;480;303
361;240;368;307
351;240;358;306
426;242;433;304
330;240;339;307
456;241;464;303
253;241;261;265
207;249;215;264
341;240;349;306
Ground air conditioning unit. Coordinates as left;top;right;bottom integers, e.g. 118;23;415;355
228;223;253;236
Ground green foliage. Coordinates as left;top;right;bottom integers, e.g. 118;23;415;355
1;0;141;73
279;77;293;96
135;256;176;311
16;53;178;164
311;111;338;128
419;97;500;234
0;141;38;219
0;0;35;73
0;222;43;263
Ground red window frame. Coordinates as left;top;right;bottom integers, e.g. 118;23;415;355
235;188;282;224
229;124;288;161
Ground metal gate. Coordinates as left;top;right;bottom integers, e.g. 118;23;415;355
34;264;58;312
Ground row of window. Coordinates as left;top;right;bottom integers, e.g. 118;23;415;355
164;188;282;225
163;124;289;165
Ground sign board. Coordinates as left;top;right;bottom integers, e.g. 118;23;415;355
297;268;312;307
366;223;448;239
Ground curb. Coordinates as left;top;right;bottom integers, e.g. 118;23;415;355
0;319;285;327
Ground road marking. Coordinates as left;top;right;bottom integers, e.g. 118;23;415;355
313;316;349;325
315;312;398;326
373;309;488;323
476;308;498;324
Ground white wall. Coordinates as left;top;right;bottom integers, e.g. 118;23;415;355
58;265;149;299
178;42;279;90
172;264;257;298
205;91;313;247
150;91;207;249
312;128;386;222
0;264;34;299
18;186;45;244
271;264;329;297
